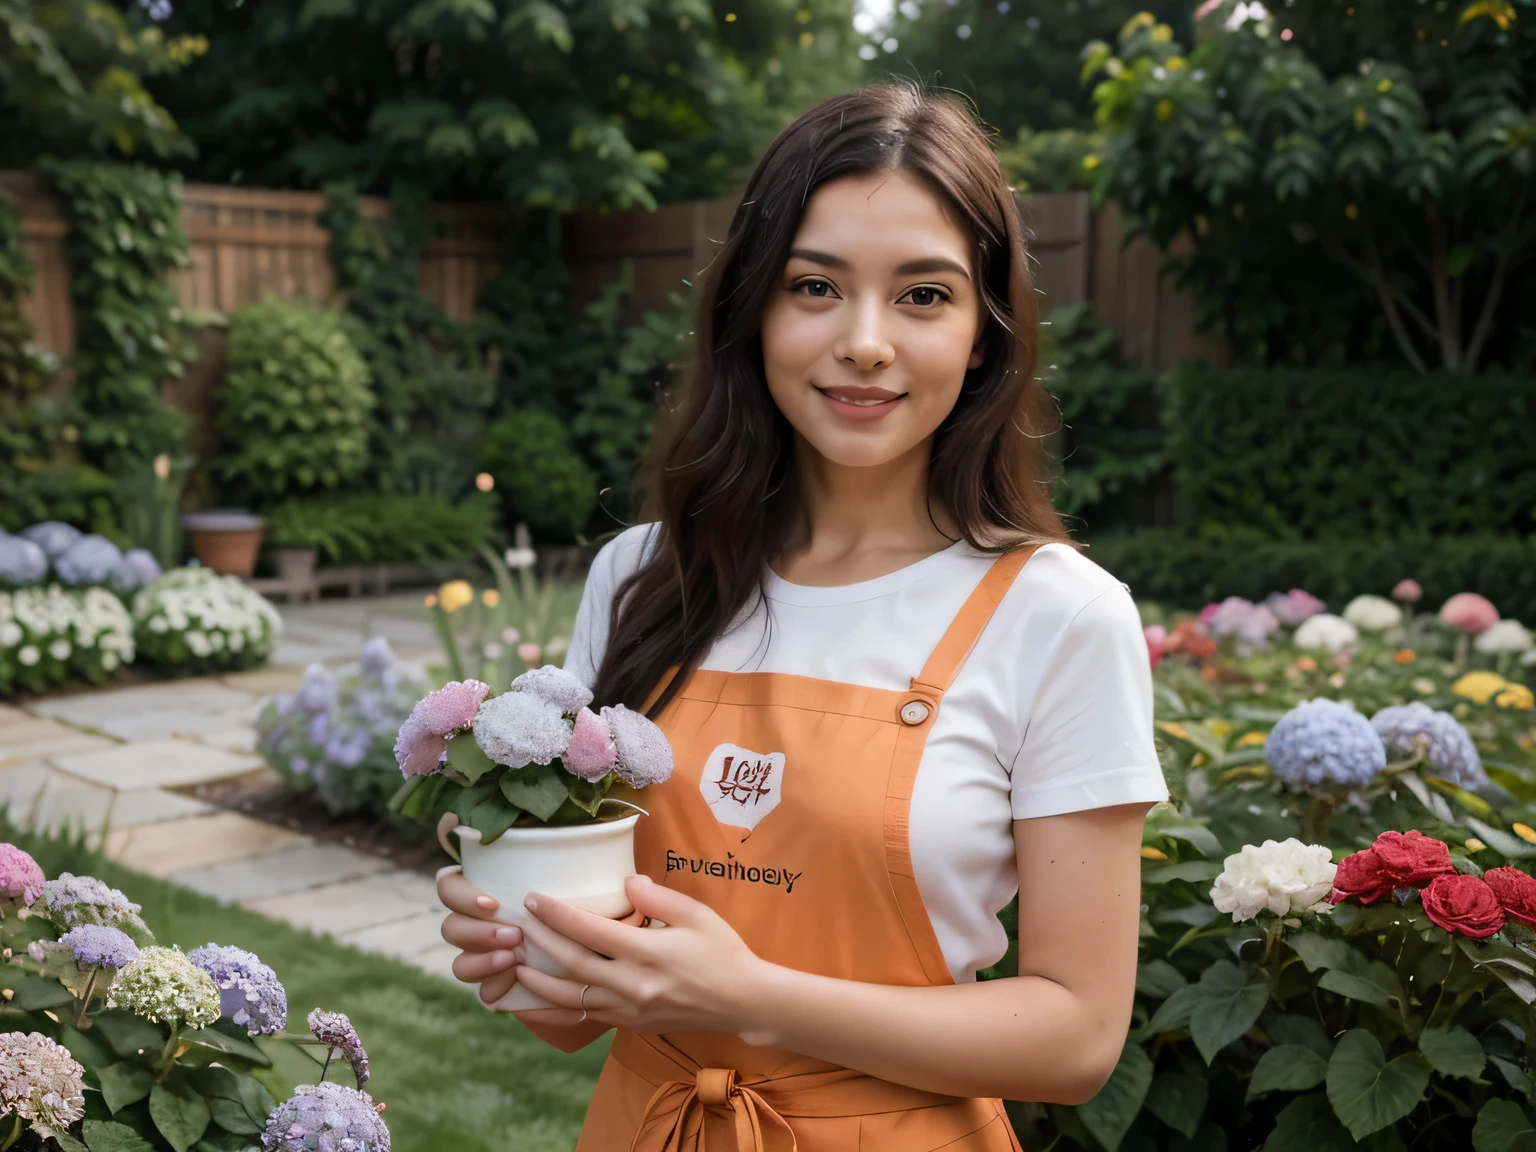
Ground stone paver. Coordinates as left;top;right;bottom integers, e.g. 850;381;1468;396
28;787;213;838
104;811;305;877
52;738;263;790
31;682;255;727
0;704;33;725
337;911;447;961
242;871;443;938
219;667;306;695
170;841;393;905
0;719;118;767
85;703;262;745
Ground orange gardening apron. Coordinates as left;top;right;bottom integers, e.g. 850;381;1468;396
576;548;1035;1152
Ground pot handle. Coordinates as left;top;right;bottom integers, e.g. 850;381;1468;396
599;797;650;818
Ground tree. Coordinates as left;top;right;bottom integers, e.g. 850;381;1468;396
1085;1;1536;372
147;0;858;209
0;0;205;166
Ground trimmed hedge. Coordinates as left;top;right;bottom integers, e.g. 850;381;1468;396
1089;530;1536;620
1045;367;1166;534
1164;367;1536;538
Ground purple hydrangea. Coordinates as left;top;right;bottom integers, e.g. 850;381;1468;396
1265;698;1387;788
0;535;49;586
40;873;151;939
1371;702;1487;789
601;705;674;788
188;944;288;1035
59;925;139;969
359;637;400;696
1265;588;1326;627
472;690;569;769
19;522;81;560
308;1009;370;1086
0;844;46;909
325;727;371;769
307;711;332;746
262;1081;389;1152
394;680;490;777
54;535;124;586
296;664;338;715
114;548;163;591
510;665;594;715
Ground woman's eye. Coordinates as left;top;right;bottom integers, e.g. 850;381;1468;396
905;286;947;307
797;279;833;298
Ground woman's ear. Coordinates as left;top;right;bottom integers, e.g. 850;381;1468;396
967;336;986;371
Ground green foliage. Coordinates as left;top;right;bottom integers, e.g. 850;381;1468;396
862;0;1187;136
1084;2;1536;370
478;408;598;543
41;161;191;475
1164;366;1536;538
1090;530;1536;622
320;183;495;498
995;126;1105;192
217;298;374;507
263;494;497;567
0;0;204;166
0;463;119;539
149;0;855;208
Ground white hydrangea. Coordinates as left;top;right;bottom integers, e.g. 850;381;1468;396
1293;612;1359;654
1475;619;1532;655
132;569;281;668
1210;838;1337;922
1;585;133;688
1342;594;1402;633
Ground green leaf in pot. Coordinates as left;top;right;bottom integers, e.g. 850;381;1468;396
501;763;571;822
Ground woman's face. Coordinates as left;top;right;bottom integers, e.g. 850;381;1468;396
759;169;986;471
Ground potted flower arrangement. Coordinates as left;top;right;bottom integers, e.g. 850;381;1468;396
391;664;672;1009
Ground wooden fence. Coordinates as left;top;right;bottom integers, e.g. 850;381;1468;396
6;171;1214;374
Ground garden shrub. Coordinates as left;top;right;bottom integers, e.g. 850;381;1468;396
264;494;496;567
1164;367;1536;539
0;585;134;696
478;408;598;543
132;568;282;673
217;298;373;506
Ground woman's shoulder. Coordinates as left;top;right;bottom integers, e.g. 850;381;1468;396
586;523;661;593
1002;541;1140;635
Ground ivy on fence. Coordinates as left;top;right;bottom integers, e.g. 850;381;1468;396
0;191;62;528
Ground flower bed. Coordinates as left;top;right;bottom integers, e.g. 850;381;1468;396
132;567;282;673
0;586;134;696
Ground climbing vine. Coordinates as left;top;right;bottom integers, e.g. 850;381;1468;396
40;161;190;475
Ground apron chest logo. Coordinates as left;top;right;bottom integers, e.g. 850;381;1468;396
700;743;785;831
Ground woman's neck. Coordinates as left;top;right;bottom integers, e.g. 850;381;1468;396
771;436;958;587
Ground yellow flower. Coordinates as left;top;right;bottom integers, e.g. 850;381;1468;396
481;589;500;608
799;30;814;46
1453;671;1508;705
1353;106;1368;130
1496;683;1535;710
1156;99;1176;122
1155;721;1189;740
1465;838;1488;852
438;580;475;614
1151;23;1173;42
1376;78;1393;94
1166;56;1186;71
1460;1;1516;31
1236;732;1267;748
1140;846;1169;861
1208;720;1233;738
1345;203;1360;220
1514;823;1536;845
1127;11;1157;30
1191;752;1207;768
1082;154;1101;170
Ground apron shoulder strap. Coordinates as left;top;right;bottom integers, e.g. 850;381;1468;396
911;544;1040;698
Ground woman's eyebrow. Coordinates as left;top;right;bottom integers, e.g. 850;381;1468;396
786;248;970;280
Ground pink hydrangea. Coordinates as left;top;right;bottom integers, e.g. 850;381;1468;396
1439;593;1498;635
564;708;618;781
601;705;674;788
1208;596;1280;651
1198;602;1221;625
1392;579;1423;604
1143;626;1167;670
0;844;45;911
394;680;490;777
472;690;569;769
1264;589;1325;627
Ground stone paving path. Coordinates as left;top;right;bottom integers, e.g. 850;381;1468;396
0;597;468;987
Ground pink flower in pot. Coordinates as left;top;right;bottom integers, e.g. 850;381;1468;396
1439;593;1498;635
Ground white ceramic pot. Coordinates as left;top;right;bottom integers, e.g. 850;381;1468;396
455;812;641;1011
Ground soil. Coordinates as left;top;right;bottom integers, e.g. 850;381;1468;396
178;770;448;874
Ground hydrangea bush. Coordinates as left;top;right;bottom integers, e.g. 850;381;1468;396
0;842;389;1151
132;567;282;673
392;663;674;842
0;586;134;696
0;523;162;593
256;638;426;818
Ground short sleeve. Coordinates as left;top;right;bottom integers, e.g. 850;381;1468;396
562;524;657;689
1008;584;1167;820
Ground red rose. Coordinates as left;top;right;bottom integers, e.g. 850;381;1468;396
1329;848;1393;905
1372;830;1455;888
1420;874;1505;939
1484;866;1536;928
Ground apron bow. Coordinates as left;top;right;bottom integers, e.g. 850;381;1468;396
632;1066;797;1152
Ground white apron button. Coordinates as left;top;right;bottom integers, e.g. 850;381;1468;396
899;700;930;726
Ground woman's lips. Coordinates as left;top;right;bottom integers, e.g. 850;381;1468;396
814;385;906;422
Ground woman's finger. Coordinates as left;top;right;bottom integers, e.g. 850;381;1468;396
511;1006;591;1027
452;949;518;983
524;893;650;960
479;968;520;1006
520;914;613;984
440;912;522;953
513;964;612;1013
437;866;502;918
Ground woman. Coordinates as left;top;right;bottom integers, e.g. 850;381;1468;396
438;82;1166;1150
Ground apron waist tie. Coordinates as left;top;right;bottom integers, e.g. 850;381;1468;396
614;1031;963;1152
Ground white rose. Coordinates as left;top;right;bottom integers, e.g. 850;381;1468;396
1342;594;1402;632
1210;838;1337;923
1293;613;1359;654
17;646;39;667
1475;619;1532;655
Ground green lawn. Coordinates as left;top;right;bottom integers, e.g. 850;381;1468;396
10;825;606;1152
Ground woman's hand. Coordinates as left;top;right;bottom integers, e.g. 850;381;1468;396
514;874;772;1036
438;863;525;1006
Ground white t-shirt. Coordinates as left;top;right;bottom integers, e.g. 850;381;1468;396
563;526;1167;983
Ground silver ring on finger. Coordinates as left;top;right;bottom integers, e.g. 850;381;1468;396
578;983;591;1024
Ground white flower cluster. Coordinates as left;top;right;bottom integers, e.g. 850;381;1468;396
1210;838;1337;923
0;585;134;693
132;568;282;668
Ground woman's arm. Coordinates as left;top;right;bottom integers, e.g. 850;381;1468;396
513;800;1150;1102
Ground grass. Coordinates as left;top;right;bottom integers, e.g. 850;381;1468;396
8;823;607;1152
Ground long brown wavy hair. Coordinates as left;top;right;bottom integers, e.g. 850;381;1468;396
591;81;1073;717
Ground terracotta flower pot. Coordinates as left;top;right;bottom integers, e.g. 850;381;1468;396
273;546;318;584
454;811;643;1011
181;510;265;577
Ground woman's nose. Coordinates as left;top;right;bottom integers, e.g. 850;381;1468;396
834;299;895;371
